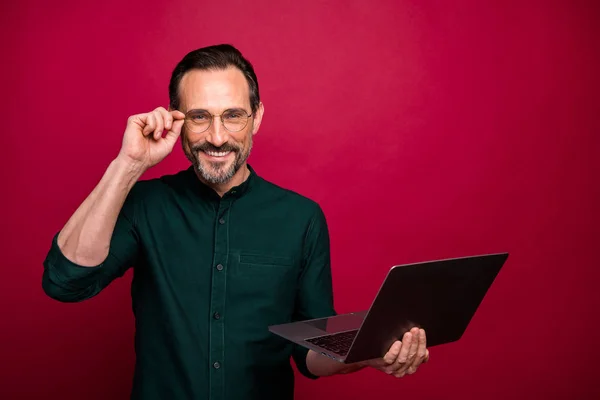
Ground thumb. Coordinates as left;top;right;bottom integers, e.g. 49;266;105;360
363;357;386;369
164;119;184;147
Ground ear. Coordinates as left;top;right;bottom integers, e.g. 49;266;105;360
251;102;265;135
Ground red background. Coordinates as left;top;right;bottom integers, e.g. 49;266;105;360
2;1;599;399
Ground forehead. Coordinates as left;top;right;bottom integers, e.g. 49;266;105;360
178;67;250;111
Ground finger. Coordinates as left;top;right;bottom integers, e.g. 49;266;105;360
383;341;402;365
171;109;186;120
406;330;428;375
164;119;184;147
396;331;412;364
153;110;164;141
157;107;172;132
406;328;420;363
416;329;427;362
142;113;155;137
171;118;184;136
128;113;145;130
393;369;407;378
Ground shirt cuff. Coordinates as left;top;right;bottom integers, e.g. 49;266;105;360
42;232;105;301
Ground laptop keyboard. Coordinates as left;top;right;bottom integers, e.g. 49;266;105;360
305;330;359;356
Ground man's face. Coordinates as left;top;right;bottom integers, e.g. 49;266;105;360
177;67;264;185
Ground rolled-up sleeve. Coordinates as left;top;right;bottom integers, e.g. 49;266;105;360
291;205;337;379
42;185;141;303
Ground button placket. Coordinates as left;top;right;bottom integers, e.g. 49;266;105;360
209;199;232;399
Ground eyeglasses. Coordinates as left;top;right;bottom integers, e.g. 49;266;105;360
182;108;253;133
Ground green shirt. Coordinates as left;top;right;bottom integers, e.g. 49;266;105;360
42;165;336;400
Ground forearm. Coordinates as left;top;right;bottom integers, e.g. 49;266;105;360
306;350;366;377
57;156;145;266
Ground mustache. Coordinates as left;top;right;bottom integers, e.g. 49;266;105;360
191;142;239;153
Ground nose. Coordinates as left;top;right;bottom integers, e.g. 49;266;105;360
206;115;229;147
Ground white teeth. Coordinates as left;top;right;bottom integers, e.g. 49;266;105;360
205;151;231;157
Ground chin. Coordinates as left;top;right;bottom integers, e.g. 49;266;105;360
196;159;236;185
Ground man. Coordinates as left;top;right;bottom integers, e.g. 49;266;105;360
42;44;429;399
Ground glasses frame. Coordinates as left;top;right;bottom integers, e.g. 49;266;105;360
181;108;254;134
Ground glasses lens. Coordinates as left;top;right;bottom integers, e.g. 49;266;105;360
222;110;249;132
186;110;211;133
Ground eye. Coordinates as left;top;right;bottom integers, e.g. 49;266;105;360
224;110;245;119
189;112;210;121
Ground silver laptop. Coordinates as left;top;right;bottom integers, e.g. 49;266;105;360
268;253;509;364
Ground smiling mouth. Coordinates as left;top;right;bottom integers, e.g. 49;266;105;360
202;150;232;157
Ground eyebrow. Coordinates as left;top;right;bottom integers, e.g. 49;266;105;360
187;107;248;114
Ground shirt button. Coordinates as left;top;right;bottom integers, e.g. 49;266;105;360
216;264;224;271
219;218;225;224
213;312;220;320
213;362;221;369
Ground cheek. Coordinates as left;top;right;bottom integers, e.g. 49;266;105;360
183;132;203;149
231;130;252;146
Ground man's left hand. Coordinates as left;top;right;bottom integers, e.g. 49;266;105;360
362;327;430;378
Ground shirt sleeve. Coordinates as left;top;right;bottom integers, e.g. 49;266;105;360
291;204;337;379
41;183;142;303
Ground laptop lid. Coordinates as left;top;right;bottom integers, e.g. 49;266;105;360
268;252;509;364
343;252;509;363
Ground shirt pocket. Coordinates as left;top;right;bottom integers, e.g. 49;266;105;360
228;251;299;319
239;254;295;267
233;253;296;280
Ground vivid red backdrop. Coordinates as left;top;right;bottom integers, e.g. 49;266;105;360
2;0;598;399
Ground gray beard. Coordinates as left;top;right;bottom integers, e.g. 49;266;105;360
185;136;253;185
196;158;238;185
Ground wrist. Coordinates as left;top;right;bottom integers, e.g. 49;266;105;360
112;155;147;186
113;155;147;179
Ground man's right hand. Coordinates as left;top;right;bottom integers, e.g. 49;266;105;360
117;107;186;171
55;107;185;267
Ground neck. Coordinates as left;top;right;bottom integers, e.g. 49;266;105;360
196;164;249;197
